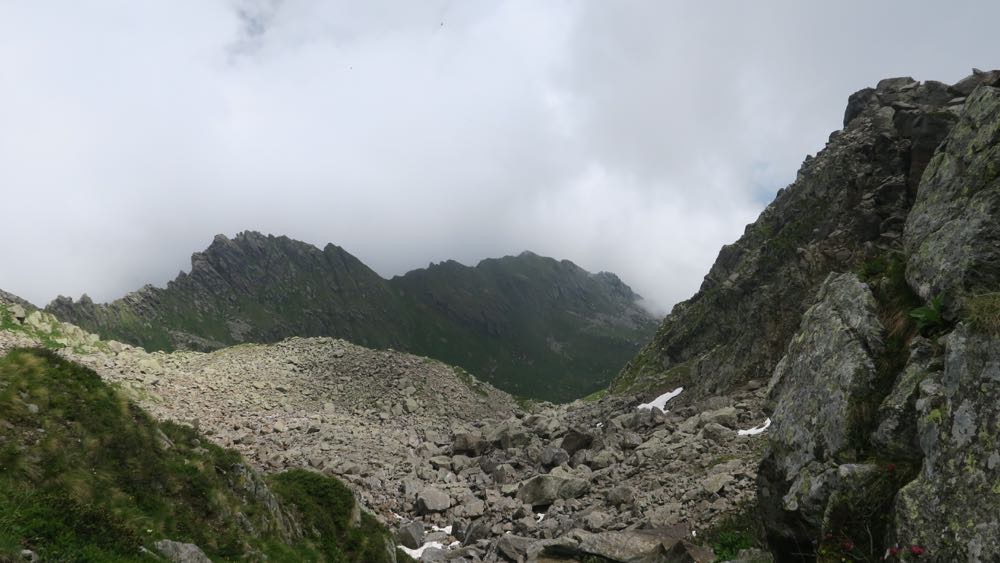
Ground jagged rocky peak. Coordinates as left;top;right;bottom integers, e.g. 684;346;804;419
613;69;1000;401
43;234;656;402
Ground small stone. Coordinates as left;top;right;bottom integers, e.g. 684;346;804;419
395;521;424;549
702;473;734;495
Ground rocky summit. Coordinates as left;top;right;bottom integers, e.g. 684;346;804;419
2;68;1000;562
46;236;657;402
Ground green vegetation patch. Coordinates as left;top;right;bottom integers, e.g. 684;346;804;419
452;366;489;397
965;292;1000;335
0;347;395;561
703;501;766;560
817;462;918;562
851;253;923;454
909;295;952;337
270;469;396;562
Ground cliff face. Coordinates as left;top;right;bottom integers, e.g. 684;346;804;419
46;235;657;402
613;73;990;400
613;68;1000;561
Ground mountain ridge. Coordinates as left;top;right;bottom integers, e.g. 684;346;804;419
46;232;657;402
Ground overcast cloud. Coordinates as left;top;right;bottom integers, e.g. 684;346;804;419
1;1;997;313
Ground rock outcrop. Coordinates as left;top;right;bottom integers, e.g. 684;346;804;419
904;84;1000;316
890;325;1000;559
614;73;995;400
752;71;1000;561
758;274;884;546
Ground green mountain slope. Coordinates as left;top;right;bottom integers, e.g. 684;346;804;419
45;233;656;402
394;253;655;400
0;347;402;562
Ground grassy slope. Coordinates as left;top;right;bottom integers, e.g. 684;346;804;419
0;347;404;562
392;256;657;402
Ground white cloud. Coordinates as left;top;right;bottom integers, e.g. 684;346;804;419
0;1;996;311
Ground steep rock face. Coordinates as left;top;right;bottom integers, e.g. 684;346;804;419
614;76;973;398
46;233;656;402
756;74;1000;562
757;273;885;550
904;85;1000;315
891;326;1000;560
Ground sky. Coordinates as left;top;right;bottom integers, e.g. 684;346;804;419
1;1;997;313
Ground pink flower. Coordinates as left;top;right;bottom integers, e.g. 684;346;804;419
841;540;855;551
910;545;925;556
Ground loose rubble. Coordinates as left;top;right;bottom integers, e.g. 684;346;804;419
0;301;771;561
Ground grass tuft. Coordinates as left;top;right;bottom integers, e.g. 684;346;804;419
965;292;1000;335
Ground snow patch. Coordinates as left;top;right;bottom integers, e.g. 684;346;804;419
398;541;445;559
636;387;683;413
535;512;545;522
738;418;771;436
431;524;453;534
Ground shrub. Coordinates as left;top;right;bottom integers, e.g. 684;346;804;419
965;293;1000;334
910;296;949;336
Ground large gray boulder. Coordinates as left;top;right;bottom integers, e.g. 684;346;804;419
891;325;1000;560
154;540;212;563
395;520;424;550
525;527;698;562
904;84;1000;316
416;487;452;514
516;467;590;507
758;273;884;547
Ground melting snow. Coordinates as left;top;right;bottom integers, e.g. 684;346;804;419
636;387;683;413
738;418;772;436
398;541;445;559
399;525;458;559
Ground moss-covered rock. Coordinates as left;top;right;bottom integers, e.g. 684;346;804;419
757;273;885;550
891;325;1000;561
904;85;1000;317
